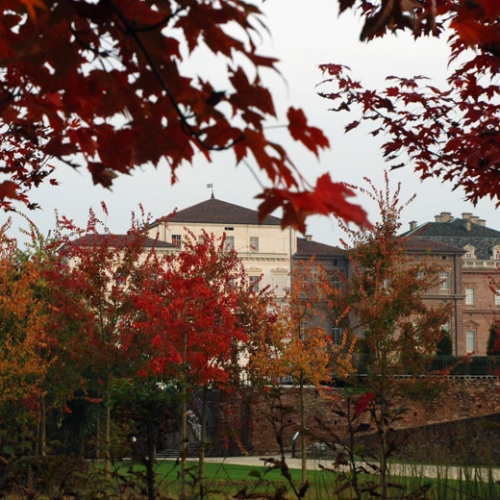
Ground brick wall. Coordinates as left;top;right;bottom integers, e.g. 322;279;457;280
249;379;500;456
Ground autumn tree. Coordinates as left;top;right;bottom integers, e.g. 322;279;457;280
13;218;81;458
48;205;160;474
0;1;370;233
250;258;353;486
131;230;256;498
320;1;500;209
0;219;58;490
334;176;452;499
0;224;50;403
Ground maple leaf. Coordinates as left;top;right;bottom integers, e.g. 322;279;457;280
88;162;119;188
354;392;376;417
338;0;357;14
258;177;370;234
0;181;22;201
287;107;330;157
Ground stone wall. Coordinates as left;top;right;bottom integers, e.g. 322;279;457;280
249;378;500;457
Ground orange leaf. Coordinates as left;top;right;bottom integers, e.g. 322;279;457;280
20;0;46;19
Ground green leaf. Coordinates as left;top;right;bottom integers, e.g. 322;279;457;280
2;445;15;455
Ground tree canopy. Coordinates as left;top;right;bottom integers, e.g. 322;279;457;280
3;0;500;231
324;0;500;207
0;0;371;233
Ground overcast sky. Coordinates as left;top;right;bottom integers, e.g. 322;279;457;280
6;1;499;247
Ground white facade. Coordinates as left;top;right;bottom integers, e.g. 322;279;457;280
147;197;296;298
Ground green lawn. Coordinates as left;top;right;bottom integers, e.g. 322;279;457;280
104;459;500;500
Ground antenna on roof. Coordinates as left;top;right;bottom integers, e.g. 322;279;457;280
207;183;214;199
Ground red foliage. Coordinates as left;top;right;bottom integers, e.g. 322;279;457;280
354;391;376;418
130;230;250;388
324;0;500;207
0;1;370;231
46;207;158;390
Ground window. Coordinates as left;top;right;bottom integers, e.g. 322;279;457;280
330;274;341;290
495;290;500;307
249;275;259;292
466;330;476;353
493;246;500;259
439;272;450;291
249;236;259;252
225;235;234;250
297;276;308;299
463;245;475;259
441;322;450;333
465;287;475;306
331;325;343;346
299;321;309;341
172;234;182;248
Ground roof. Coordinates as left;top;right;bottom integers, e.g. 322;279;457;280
402;217;500;259
295;237;345;257
403;237;464;255
403;218;500;239
153;197;282;227
64;234;174;249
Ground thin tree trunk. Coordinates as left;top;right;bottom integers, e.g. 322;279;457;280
299;374;307;484
35;404;41;458
346;397;362;500
146;417;156;500
180;330;188;500
104;392;111;478
41;395;46;457
198;384;208;499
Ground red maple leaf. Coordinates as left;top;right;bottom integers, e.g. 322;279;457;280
354;392;376;417
287;107;330;157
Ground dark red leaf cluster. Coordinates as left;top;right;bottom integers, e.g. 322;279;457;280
320;0;500;206
0;0;370;232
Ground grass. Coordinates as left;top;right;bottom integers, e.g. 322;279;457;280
95;458;500;499
54;460;500;500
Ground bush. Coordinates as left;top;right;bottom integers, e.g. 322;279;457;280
487;321;500;355
437;330;453;356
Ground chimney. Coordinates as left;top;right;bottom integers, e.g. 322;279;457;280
470;215;479;224
306;235;313;242
435;212;452;222
462;212;472;220
409;221;417;231
478;219;486;227
465;220;472;231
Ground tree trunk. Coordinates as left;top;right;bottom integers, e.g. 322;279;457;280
197;384;208;499
299;374;307;484
41;395;46;457
104;392;111;478
145;417;156;500
180;330;189;500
